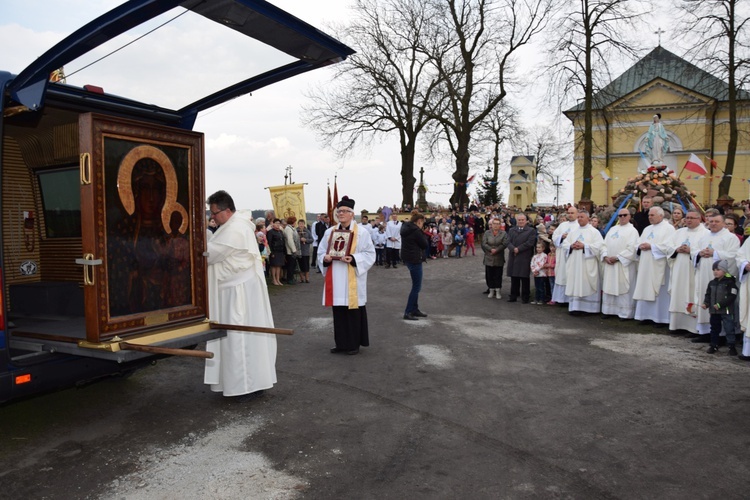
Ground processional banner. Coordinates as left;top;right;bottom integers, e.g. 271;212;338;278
267;184;306;221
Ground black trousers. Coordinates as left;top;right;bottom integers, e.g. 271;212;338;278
332;306;369;350
285;254;297;282
485;266;504;289
311;245;319;270
387;247;400;266
510;276;530;302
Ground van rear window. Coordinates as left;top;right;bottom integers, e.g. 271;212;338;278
38;168;81;238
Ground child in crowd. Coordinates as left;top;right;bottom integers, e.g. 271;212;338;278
545;242;557;305
374;224;387;266
441;230;453;258
453;223;465;257
431;228;441;259
530;242;548;305
701;259;738;355
464;227;476;256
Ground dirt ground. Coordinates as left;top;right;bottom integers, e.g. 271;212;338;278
1;254;749;499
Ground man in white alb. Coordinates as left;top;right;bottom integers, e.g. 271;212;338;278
668;209;708;334
204;190;277;397
550;206;579;304
692;209;740;342
563;210;604;314
632;206;676;325
601;208;639;319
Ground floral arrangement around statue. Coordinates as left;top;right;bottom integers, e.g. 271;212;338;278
612;164;698;211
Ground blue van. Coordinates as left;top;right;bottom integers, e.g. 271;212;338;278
0;0;353;403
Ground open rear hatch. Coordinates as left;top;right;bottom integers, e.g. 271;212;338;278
2;0;353;361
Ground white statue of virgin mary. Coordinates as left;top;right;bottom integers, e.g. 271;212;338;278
646;113;669;164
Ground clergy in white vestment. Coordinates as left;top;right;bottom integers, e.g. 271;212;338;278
563;210;604;313
550;206;580;303
692;210;740;339
319;196;376;355
384;213;402;268
204;191;277;397
668;209;709;333
633;207;676;324
601;208;639;319
736;238;750;357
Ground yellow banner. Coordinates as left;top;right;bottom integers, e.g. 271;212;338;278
267;184;306;221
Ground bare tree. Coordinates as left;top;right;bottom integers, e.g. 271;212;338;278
547;0;647;201
519;125;572;198
422;0;553;209
476;102;522;205
302;0;441;207
677;0;750;199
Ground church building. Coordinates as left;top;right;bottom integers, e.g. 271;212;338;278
564;46;750;206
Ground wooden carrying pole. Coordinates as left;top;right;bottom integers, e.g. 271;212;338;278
209;323;294;335
120;342;214;359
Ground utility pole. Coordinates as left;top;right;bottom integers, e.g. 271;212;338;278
553;176;562;205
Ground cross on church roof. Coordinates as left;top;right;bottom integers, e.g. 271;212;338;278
654;28;665;46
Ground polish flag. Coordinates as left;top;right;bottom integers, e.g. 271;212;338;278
684;153;707;175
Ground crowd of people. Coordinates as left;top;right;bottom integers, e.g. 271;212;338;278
201;192;750;399
482;199;750;363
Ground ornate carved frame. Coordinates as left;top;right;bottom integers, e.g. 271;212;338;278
79;113;207;342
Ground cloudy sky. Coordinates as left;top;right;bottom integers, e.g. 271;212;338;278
1;1;670;212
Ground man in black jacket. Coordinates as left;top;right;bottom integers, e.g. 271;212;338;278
400;212;429;321
506;213;537;304
313;214;329;272
633;196;653;235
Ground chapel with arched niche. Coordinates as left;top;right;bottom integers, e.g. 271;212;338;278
508;155;537;208
564;46;750;206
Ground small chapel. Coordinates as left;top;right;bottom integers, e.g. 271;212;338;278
564;45;750;207
508;155;537;208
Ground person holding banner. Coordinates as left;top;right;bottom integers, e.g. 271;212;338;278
204;190;277;397
319;196;376;355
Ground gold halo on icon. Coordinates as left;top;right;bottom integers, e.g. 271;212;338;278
117;145;189;234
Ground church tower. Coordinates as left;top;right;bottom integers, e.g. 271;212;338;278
508;156;537;209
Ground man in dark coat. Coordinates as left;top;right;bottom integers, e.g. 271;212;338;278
633;196;653;235
506;212;537;303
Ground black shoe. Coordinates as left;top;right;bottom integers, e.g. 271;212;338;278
385;264;391;269
482;289;490;295
507;298;517;303
707;345;718;354
692;336;711;343
330;347;346;353
403;313;419;321
737;355;750;361
728;345;738;356
521;300;530;304
347;349;360;355
413;310;428;318
685;333;699;339
392;265;398;269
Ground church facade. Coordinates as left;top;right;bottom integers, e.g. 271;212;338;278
564;46;750;207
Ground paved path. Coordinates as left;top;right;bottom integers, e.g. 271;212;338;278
2;255;749;499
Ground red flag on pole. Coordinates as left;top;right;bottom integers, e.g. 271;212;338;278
684;153;707;175
327;185;333;221
332;176;339;209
